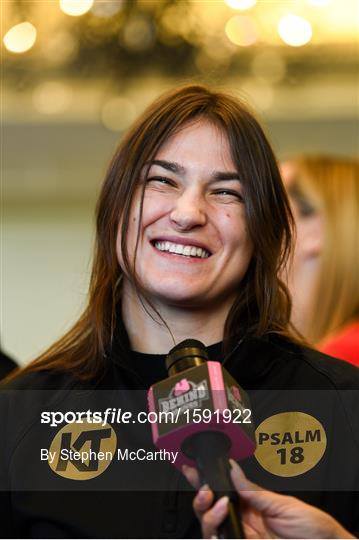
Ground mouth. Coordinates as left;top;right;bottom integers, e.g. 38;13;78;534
151;240;211;259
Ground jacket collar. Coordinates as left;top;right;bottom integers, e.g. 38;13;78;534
107;313;295;389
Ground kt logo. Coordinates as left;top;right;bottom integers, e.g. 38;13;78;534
48;421;117;480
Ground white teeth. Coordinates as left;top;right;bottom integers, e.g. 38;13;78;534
154;241;210;258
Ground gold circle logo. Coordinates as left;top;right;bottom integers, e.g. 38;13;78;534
48;421;117;480
254;412;327;477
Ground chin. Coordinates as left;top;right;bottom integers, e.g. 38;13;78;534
149;289;204;307
140;281;208;306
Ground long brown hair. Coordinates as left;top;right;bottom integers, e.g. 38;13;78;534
286;155;359;344
9;85;295;381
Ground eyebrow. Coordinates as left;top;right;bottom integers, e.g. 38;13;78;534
148;159;241;182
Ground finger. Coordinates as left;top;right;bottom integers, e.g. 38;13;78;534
193;484;214;520
201;496;229;539
182;464;201;490
229;459;261;492
229;459;293;515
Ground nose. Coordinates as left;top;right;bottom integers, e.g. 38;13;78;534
169;188;207;230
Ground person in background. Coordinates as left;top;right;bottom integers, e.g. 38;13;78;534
281;156;359;366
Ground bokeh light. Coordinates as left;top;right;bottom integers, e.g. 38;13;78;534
101;96;137;131
32;81;72;115
122;17;155;51
91;0;123;17
42;31;78;64
160;4;197;45
224;0;257;10
225;15;257;46
201;38;235;62
3;22;37;54
59;0;94;17
278;14;313;47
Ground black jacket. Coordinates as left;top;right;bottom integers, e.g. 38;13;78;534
0;349;17;381
1;334;359;538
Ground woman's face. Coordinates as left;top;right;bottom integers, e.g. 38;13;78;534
117;119;254;310
281;161;323;266
281;161;323;332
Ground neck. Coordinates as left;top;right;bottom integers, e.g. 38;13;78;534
121;286;234;354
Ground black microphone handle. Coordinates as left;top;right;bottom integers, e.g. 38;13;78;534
182;431;246;539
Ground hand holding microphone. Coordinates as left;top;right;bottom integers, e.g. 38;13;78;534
148;339;257;538
183;460;355;539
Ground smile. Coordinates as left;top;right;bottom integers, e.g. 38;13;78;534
153;241;210;259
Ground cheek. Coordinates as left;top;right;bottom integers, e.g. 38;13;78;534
116;195;168;266
142;194;173;226
220;210;252;250
293;219;308;257
116;208;140;270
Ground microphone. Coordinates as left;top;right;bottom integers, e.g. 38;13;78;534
147;339;256;538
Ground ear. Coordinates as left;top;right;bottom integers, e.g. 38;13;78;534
300;213;324;259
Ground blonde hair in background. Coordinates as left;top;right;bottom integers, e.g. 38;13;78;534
291;156;359;344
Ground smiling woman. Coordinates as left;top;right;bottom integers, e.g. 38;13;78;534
2;86;359;539
10;84;293;378
118;120;255;351
108;87;293;359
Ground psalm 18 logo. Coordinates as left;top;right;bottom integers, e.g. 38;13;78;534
254;412;327;477
48;421;117;480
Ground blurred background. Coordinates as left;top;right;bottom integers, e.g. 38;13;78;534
2;0;358;365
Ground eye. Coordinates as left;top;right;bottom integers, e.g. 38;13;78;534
296;197;316;217
212;189;244;202
289;187;316;217
146;176;176;187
